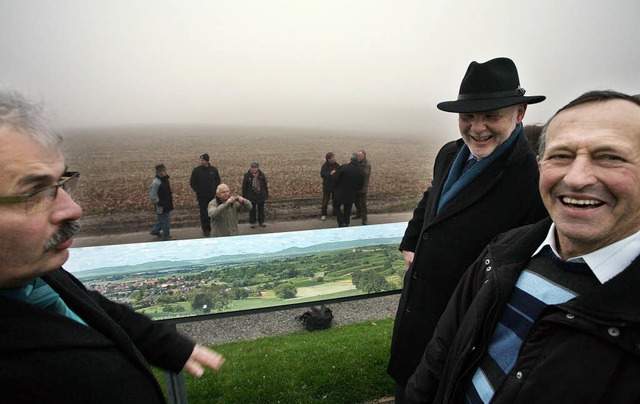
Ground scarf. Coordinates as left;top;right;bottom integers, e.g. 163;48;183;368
0;277;87;325
437;123;523;213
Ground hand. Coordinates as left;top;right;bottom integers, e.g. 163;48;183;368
401;250;414;269
183;344;225;378
237;196;244;203
226;196;236;205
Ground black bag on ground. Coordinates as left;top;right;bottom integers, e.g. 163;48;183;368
297;305;333;330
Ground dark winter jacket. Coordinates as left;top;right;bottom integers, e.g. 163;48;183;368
242;170;269;203
357;158;371;193
149;175;174;213
332;160;365;204
406;218;640;403
190;164;221;200
0;268;194;403
388;129;548;385
321;161;340;192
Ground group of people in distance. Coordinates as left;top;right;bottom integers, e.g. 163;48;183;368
149;155;269;240
1;55;639;402
321;149;371;227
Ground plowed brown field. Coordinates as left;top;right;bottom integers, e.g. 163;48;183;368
62;125;442;234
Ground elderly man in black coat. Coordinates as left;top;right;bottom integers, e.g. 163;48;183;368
388;58;549;401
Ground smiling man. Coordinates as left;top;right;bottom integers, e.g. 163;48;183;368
0;90;224;402
405;90;640;403
389;58;549;401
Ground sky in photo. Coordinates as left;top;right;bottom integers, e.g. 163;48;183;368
1;0;638;141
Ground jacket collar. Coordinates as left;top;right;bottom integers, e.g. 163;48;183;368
489;218;640;323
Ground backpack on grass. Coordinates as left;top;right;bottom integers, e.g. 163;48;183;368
297;305;333;331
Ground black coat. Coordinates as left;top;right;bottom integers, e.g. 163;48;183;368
190;164;221;200
242;170;269;202
0;268;194;403
331;161;365;204
158;175;174;212
388;132;548;385
406;218;640;403
320;161;340;191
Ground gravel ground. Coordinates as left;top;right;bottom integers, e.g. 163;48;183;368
177;294;400;346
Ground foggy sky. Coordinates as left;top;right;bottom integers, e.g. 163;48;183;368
1;0;638;142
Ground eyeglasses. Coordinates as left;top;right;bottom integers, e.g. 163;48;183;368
0;171;80;214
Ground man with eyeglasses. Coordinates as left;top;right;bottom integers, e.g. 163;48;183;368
0;90;224;402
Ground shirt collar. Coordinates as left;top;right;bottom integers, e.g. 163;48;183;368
532;223;640;284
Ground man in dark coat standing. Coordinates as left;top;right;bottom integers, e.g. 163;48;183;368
320;151;339;221
388;57;549;401
331;154;365;227
149;163;175;241
190;153;221;237
0;90;224;403
242;161;269;228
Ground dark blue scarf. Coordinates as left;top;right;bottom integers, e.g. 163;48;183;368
437;123;523;213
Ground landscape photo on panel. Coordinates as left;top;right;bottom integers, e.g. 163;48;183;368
66;223;406;320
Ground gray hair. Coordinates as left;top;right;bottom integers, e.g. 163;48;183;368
216;183;230;194
0;90;62;149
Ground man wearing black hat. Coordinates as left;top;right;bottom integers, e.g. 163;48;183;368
190;153;221;237
388;57;549;401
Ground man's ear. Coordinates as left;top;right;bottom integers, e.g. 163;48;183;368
516;103;527;124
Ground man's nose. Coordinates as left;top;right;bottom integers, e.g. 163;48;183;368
470;118;487;134
563;156;597;189
51;188;83;223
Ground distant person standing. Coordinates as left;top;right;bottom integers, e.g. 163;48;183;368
190;153;221;237
242;162;269;228
149;163;174;241
353;149;371;225
208;184;252;237
332;154;365;227
320;151;339;221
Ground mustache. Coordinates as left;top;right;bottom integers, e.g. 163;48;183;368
45;220;81;251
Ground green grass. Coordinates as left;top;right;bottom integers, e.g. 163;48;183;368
156;318;396;403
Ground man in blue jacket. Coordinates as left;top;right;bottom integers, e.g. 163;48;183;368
0;90;225;403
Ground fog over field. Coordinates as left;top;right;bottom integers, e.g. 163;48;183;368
2;1;638;143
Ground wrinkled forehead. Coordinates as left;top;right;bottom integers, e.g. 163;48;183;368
547;100;640;142
0;131;65;188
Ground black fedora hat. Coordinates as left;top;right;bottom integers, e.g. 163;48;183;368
437;57;545;113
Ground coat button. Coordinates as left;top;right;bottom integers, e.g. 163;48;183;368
516;371;523;379
608;327;620;337
484;259;490;265
406;306;411;313
412;271;419;279
565;313;575;319
422;232;430;240
485;266;492;272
